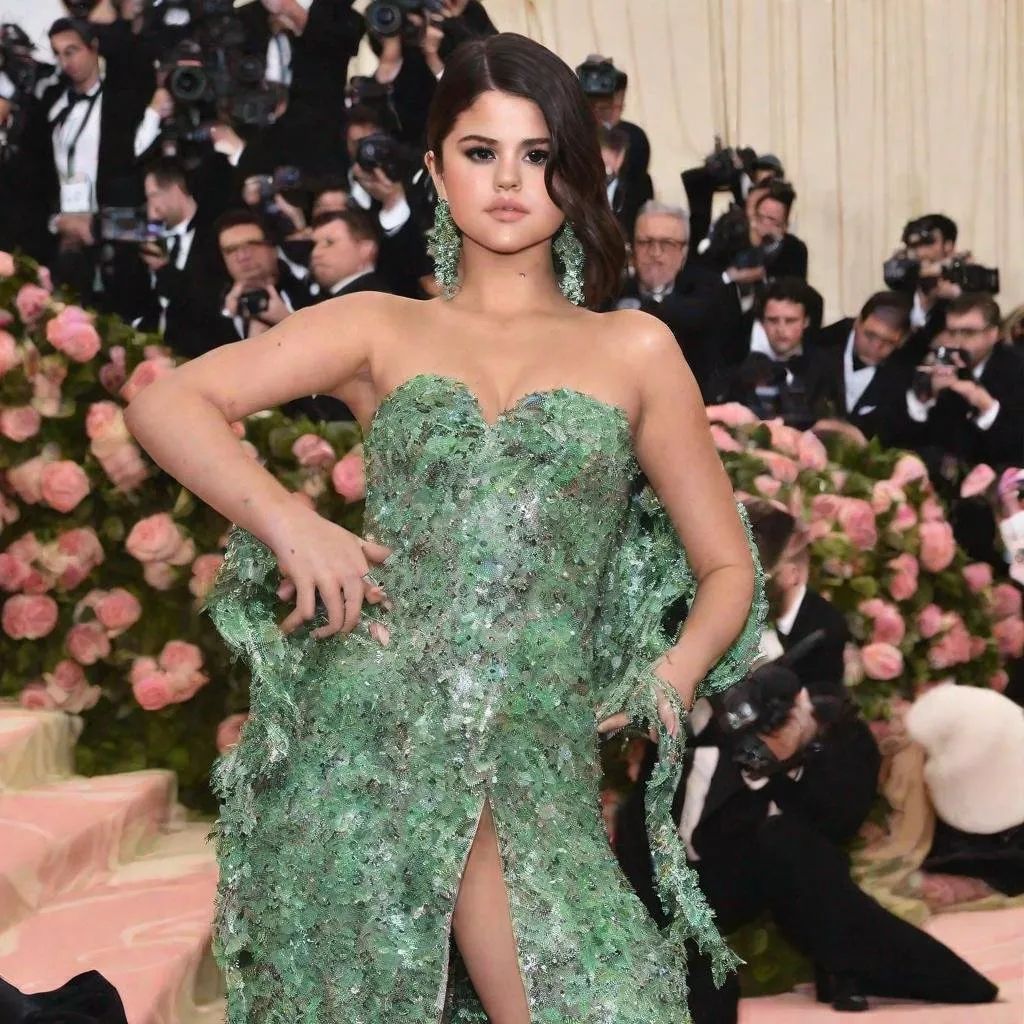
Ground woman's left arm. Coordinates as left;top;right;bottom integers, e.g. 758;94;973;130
628;313;757;708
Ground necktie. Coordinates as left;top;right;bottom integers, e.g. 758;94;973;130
166;232;181;267
851;351;867;372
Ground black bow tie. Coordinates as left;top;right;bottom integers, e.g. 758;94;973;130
851;351;869;372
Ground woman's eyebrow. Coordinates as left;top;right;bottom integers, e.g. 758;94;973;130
457;134;552;147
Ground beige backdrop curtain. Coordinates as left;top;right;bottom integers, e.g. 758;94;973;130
355;0;1024;321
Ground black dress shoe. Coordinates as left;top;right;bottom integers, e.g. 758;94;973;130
815;965;870;1012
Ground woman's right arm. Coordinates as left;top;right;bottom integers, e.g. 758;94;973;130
124;292;391;636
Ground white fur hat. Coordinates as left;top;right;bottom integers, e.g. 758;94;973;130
905;683;1024;834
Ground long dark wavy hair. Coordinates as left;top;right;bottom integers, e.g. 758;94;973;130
425;33;626;309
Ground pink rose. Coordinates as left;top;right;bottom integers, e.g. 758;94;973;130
19;682;58;711
95;588;142;634
2;593;59;639
86;401;131;450
920;497;944;523
40;461;91;513
837;498;878;551
129;656;158;686
753;474;781;498
57;527;104;571
32;362;67;417
861;643;904;681
7;455;47;503
167;537;196;567
120;356;173;403
752;449;799;483
189;553;223;600
889;503;918;533
797;431;828;472
98;361;127;395
292;434;336;469
15;284;49;325
993;618;1024;659
45;307;100;363
216;713;250;754
991;583;1022;621
858;598;886;619
766;419;802;456
36;266;53;292
0;331;19;376
159;639;203;675
989;670;1009;692
66;622;111;665
0;552;33;592
332;447;366;502
125;513;184;563
143;561;177;590
0;406;42;443
960;463;997;499
919;521;955;572
132;670;176;711
48;659;86;693
916;604;944;639
887;553;919;601
706;403;757;427
0;492;20;529
806;519;832;542
962;562;993;594
0;251;14;276
969;635;987;659
710;425;742;453
811;494;842;520
831;470;848;491
890;454;929;488
871;480;906;515
843;643;864;687
870;603;906;646
98;443;148;491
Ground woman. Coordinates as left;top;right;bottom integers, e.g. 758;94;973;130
125;33;765;1024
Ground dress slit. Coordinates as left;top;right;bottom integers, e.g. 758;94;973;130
435;791;532;1023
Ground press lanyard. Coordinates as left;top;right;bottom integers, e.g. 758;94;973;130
55;85;102;180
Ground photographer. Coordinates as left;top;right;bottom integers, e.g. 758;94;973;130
599;124;640;240
34;17;150;317
370;0;496;148
815;290;916;447
610;502;999;1021
344;103;434;297
717;277;831;428
905;294;1024;569
613;201;737;401
308;207;389;300
576;55;652;208
133;158;227;359
214;207;311;343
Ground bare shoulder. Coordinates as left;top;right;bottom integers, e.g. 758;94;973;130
588;307;690;400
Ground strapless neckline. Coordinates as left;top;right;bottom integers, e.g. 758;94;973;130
363;371;633;444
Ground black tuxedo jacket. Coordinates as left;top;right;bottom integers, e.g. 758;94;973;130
608;177;643;241
313;271;391;302
781;588;850;699
36;77;149;212
720;346;833;424
906;341;1024;471
817;321;916;446
139;217;235;360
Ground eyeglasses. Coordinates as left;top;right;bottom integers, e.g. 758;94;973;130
944;326;991;340
634;237;688;254
861;327;902;348
221;239;271;258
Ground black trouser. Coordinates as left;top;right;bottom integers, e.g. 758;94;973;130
615;751;998;1022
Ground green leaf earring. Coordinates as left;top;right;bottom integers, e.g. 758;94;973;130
553;219;586;306
429;198;462;299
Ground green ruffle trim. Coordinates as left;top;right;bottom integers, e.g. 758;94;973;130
593;485;768;987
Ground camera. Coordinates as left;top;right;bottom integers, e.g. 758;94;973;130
703;205;782;273
884;253;1000;297
702;136;760;190
943;256;1000;295
737;355;816;430
365;0;444;40
355;133;418;182
0;23;40;162
576;57;625;98
710;630;841;777
99;207;167;245
238;288;270;321
911;344;974;402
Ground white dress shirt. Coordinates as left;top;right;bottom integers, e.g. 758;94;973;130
347;167;411;235
48;79;103;212
775;584;807;637
844;328;877;413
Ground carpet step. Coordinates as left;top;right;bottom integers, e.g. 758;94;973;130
0;705;81;792
0;770;180;929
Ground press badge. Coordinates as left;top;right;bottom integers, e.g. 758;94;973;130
60;174;93;214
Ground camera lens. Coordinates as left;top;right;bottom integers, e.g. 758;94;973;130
366;0;403;36
169;65;207;103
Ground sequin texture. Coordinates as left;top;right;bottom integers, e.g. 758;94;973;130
204;372;767;1023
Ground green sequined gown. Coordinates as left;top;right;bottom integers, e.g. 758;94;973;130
205;372;766;1024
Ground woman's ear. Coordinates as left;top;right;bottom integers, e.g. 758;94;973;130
424;150;446;202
